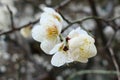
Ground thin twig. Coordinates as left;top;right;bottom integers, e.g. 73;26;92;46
16;59;22;80
7;5;15;29
110;16;120;21
59;12;71;24
61;14;120;33
55;0;73;10
88;0;107;45
0;0;73;36
62;16;108;33
0;19;39;36
88;1;120;80
108;48;120;80
67;70;120;80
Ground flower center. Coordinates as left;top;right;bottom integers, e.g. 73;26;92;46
46;26;58;40
59;44;69;53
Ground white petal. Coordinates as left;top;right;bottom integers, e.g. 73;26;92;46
77;57;88;63
69;34;95;48
40;40;59;54
40;13;62;34
42;7;63;22
49;43;63;55
43;7;55;14
32;24;45;42
40;13;54;24
51;52;70;67
75;27;88;35
88;44;97;58
68;27;88;38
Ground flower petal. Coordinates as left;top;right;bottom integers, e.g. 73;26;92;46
42;7;63;22
87;44;97;58
32;24;45;42
68;27;88;38
40;13;55;25
40;39;59;54
51;52;70;67
77;57;88;63
75;27;88;35
69;34;95;49
42;7;55;14
49;43;63;55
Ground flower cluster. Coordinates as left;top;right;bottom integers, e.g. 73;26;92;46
32;7;97;67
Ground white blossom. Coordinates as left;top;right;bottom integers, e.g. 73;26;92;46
32;7;63;54
20;26;32;38
50;27;97;67
68;34;97;63
32;23;61;54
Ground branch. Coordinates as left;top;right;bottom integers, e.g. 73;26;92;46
1;0;120;36
55;0;73;10
61;16;111;33
108;47;120;80
0;0;73;36
59;12;71;24
110;16;120;21
7;5;15;30
67;70;120;80
0;19;39;36
88;0;107;45
87;1;120;80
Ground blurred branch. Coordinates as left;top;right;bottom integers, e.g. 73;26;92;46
0;12;120;37
16;59;22;80
62;16;105;33
55;0;73;10
88;0;107;45
110;16;120;21
67;70;120;80
0;19;39;36
61;16;120;33
87;0;120;80
108;47;120;80
0;0;120;36
1;0;120;39
7;6;15;30
0;0;73;36
59;12;71;24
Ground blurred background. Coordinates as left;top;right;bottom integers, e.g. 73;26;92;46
0;0;120;80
